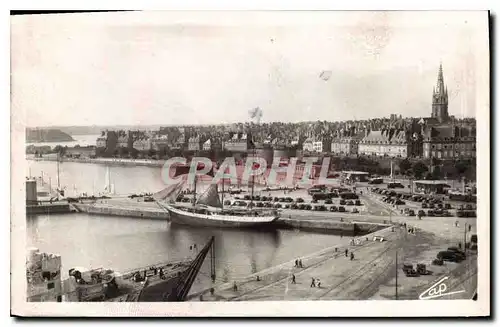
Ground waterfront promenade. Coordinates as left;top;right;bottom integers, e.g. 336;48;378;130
188;219;477;301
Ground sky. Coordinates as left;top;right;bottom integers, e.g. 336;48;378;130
11;11;489;127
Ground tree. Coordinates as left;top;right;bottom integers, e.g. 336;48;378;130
399;159;412;175
431;157;441;167
412;161;428;179
53;145;66;155
431;165;441;180
455;159;470;178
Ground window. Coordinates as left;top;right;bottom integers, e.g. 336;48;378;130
47;282;55;290
432;145;435;149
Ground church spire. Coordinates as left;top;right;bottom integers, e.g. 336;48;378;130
431;62;449;122
436;63;445;94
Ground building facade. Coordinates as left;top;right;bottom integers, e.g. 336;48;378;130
422;125;476;159
223;132;251;152
358;129;411;158
331;137;360;156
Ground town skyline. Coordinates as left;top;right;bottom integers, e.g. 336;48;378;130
12;11;485;128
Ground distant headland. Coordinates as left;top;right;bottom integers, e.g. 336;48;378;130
26;128;74;143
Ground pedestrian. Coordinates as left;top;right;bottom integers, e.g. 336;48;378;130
299;260;303;268
350;252;355;261
291;274;296;284
233;282;238;292
317;279;321;288
469;225;472;232
256;275;260;281
294;259;298;267
310;277;316;287
345;249;348;257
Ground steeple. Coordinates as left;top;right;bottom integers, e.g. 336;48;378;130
431;63;449;123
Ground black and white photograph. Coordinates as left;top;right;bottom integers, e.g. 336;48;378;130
10;10;490;317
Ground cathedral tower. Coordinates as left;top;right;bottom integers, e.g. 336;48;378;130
431;63;449;123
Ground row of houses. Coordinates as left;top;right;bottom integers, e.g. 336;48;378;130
325;123;476;159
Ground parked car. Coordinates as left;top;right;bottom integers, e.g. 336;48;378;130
395;200;405;205
329;206;338;212
447;247;466;258
407;210;415;216
296;198;305;203
274;203;282;209
437;250;464;263
338;206;346;212
325;199;333;204
340;199;346;205
445;203;452;210
315;205;327;211
298;204;306;210
355;199;362;206
256;202;264;208
417;209;426;217
291;204;298;210
305;204;312;210
352;208;359;213
388;182;404;189
421;203;428;208
346;200;354;206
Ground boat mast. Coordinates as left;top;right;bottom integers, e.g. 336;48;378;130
192;175;197;207
221;175;224;210
56;153;61;189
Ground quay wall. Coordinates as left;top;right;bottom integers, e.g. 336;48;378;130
74;203;170;220
276;217;388;236
26;203;73;216
72;203;388;234
27;156;165;168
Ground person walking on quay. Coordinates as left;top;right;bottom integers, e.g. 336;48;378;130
233;282;238;292
310;277;316;288
294;259;298;267
345;249;348;257
469;224;472;232
317;279;321;288
350;252;355;261
291;274;296;284
299;259;303;268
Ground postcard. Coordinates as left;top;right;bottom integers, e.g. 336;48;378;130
10;10;490;317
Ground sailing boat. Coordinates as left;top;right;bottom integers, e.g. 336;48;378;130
103;166;115;195
154;178;280;228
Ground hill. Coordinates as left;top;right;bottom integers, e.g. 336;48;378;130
26;128;75;143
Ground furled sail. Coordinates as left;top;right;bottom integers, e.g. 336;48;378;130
195;184;222;208
153;181;185;203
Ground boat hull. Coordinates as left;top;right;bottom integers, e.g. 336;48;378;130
166;205;280;228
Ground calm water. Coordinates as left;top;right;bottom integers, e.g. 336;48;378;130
26;160;345;293
26;134;101;149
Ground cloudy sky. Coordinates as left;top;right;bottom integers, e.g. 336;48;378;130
11;11;488;127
